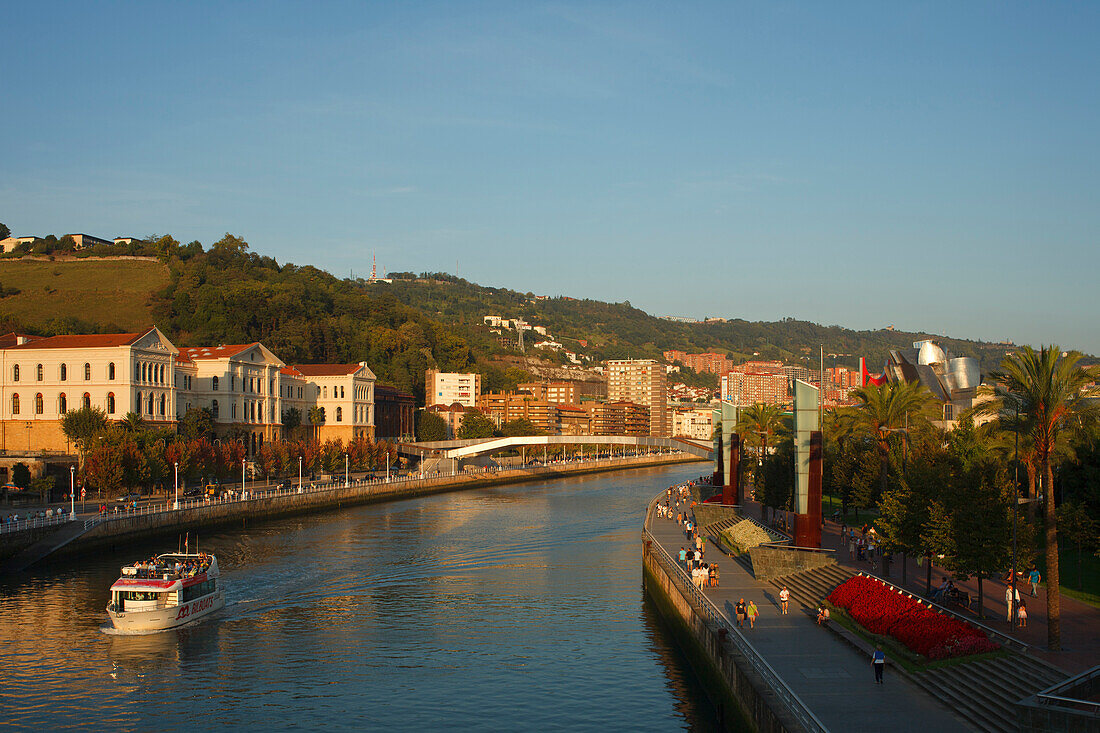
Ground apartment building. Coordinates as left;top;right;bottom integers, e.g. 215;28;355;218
672;407;715;440
477;391;561;434
517;380;606;404
662;350;734;375
720;371;790;406
425;370;481;408
587;400;650;436
606;359;669;436
558;404;590;436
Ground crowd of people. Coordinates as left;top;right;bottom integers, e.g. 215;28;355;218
130;553;211;579
3;508;65;524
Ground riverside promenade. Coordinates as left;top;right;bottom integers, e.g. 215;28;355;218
645;498;971;732
1;451;701;570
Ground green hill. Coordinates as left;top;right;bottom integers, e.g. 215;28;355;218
0;257;169;332
0;237;1062;405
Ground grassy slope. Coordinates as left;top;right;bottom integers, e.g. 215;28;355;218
0;258;169;331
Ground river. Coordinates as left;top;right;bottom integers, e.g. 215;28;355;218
0;463;721;731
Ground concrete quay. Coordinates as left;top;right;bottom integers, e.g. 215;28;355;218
2;452;701;570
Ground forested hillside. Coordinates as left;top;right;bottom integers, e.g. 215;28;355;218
0;232;1061;406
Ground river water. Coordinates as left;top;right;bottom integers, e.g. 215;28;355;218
0;464;721;731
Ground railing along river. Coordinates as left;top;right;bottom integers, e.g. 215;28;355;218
644;487;829;733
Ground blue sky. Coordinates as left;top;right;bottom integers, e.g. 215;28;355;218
3;2;1098;353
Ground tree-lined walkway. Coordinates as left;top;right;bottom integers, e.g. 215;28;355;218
648;502;970;733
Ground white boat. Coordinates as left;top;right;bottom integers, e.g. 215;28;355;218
106;552;225;632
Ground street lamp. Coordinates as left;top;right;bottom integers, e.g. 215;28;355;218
299;455;303;492
174;461;179;510
344;453;349;487
69;466;75;520
242;458;246;497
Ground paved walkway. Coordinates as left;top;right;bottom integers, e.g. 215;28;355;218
747;500;1099;675
649;505;971;733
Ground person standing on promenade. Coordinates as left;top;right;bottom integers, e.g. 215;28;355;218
871;646;886;684
1006;584;1020;623
679;547;687;565
1017;600;1028;628
1028;567;1041;597
779;586;790;615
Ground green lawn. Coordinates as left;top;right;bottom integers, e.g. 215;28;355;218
1037;546;1100;609
0;258;168;331
823;493;880;524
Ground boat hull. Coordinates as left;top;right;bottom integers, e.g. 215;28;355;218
107;590;225;633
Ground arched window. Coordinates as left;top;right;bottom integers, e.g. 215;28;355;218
231;403;237;418
36;364;43;381
141;363;147;382
159;394;166;415
159;364;165;383
58;393;67;413
84;363;91;380
336;406;342;422
35;393;44;414
82;393;91;410
136;392;142;413
12;364;19;382
107;393;115;414
60;364;67;381
212;399;219;418
11;394;19;415
323;386;328;398
212;376;219;391
108;362;115;380
147;393;154;414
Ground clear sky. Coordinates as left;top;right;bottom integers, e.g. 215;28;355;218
3;2;1098;353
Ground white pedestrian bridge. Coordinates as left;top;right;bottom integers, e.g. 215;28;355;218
398;435;714;461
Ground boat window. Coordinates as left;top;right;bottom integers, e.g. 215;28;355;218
182;578;216;602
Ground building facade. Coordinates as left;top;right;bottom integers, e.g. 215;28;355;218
425;370;481;408
672;407;715;440
0;329;380;454
606;359;669;436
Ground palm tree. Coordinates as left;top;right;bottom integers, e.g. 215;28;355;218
735;402;788;508
308;406;325;442
849;381;935;496
983;346;1100;650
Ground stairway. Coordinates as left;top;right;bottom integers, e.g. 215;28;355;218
771;563;854;607
771;565;1069;733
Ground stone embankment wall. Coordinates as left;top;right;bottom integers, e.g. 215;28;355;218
642;540;798;733
747;545;836;582
5;454;700;562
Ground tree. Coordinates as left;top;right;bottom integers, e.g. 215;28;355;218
500;418;540;437
850;381;935;495
60;405;109;468
457;409;495;439
30;475;55;504
1058;501;1099;591
417;410;447;441
924;465;1014;619
0;222;10;240
308;406;325;441
120;412;145;434
178;407;215;441
11;462;30;489
282;407;302;431
982;346;1100;649
736;402;788;502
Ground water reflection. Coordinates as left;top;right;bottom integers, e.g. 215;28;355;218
0;464;718;731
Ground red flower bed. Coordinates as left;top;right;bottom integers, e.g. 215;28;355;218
827;575;1000;660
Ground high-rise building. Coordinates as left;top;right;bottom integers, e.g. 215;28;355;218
720;371;790;405
662;350;734;375
425;370;481;408
606;359;669;436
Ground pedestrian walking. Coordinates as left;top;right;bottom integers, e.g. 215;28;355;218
746;600;759;630
678;547;687;565
848;531;855;559
779;586;790;615
871;646;886;684
1017;600;1028;628
735;598;746;628
1028;568;1041;597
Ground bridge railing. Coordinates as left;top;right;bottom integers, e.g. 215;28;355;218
645;491;829;733
0;512;71;535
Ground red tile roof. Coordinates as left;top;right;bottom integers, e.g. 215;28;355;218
177;344;258;360
280;366;304;377
4;332;145;350
290;364;362;376
0;332;38;349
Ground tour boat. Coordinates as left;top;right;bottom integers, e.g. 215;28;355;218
106;552;225;632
